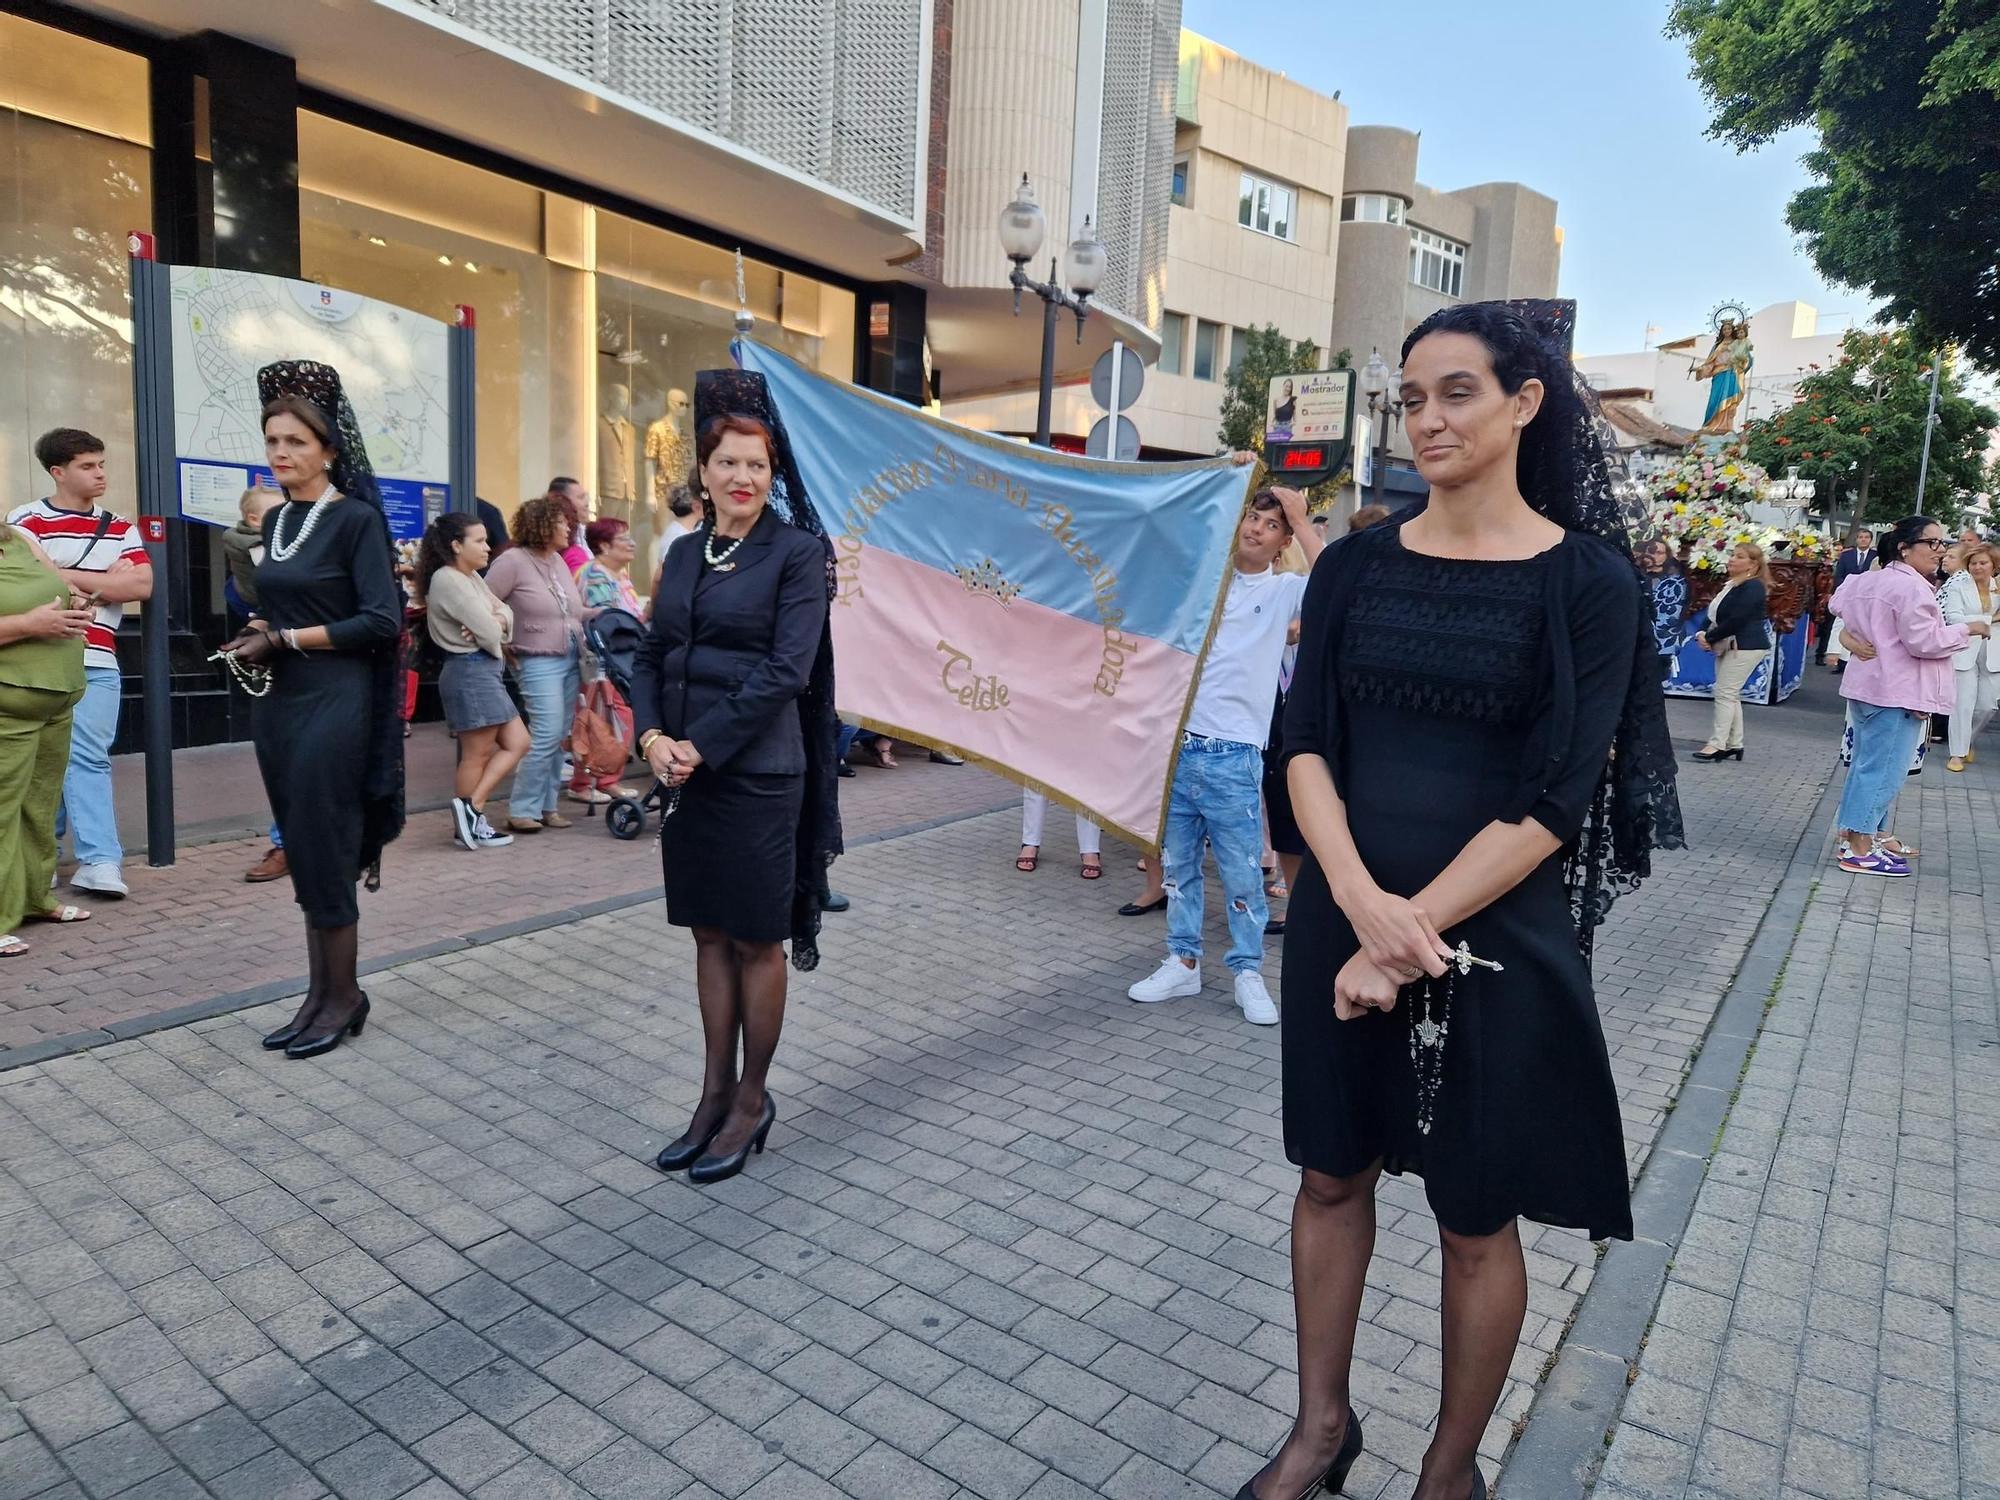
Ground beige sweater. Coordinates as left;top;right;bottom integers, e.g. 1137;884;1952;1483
425;566;514;659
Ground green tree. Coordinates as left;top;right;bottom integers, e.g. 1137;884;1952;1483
1667;1;2000;370
1216;326;1350;504
1739;327;1997;525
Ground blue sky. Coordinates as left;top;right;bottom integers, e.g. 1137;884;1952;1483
1176;0;1866;356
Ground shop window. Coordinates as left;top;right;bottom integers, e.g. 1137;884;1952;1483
298;114;853;588
1;15;151;517
300;112;562;533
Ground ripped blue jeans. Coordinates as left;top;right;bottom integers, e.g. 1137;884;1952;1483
1162;734;1268;974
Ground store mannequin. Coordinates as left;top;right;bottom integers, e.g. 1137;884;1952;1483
645;388;692;524
598;384;637;524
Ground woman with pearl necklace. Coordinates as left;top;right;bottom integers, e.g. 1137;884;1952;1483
221;361;403;1059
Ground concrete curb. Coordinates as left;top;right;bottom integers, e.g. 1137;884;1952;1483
1;796;1020;1074
1500;764;1844;1497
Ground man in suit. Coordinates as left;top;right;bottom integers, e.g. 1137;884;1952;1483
1827;529;1873;668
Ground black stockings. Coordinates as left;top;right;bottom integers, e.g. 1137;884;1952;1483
1258;1165;1519;1500
1254;1166;1377;1498
289;922;365;1046
684;929;789;1155
1420;1222;1525;1498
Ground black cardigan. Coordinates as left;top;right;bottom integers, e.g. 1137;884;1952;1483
1705;577;1770;652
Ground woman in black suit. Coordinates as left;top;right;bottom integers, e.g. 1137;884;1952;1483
633;370;841;1184
1693;541;1771;762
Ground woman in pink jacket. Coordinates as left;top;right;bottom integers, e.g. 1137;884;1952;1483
1828;515;1987;877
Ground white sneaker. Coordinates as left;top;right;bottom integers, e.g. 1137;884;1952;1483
449;796;478;851
71;863;128;899
1234;972;1279;1026
1128;958;1202;1004
472;815;514;849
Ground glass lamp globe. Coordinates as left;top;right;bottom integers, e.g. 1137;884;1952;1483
1063;216;1108;296
998;175;1046;265
1359;348;1389;399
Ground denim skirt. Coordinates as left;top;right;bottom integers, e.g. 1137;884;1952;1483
439;651;516;733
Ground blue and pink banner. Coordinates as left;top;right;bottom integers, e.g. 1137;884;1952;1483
738;341;1254;849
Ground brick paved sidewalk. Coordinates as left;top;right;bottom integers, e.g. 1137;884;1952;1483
1590;740;2000;1500
0;680;1860;1500
3;745;1013;1057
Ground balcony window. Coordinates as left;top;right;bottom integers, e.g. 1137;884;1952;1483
1171;155;1190;207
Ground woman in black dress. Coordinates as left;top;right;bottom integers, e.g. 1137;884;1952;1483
1244;304;1683;1500
223;361;403;1059
633;368;840;1185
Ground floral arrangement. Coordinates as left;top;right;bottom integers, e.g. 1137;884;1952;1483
1644;451;1826;571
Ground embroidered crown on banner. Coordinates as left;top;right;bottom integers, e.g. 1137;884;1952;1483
954;557;1023;605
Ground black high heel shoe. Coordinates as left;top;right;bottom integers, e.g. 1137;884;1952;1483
285;994;369;1059
688;1095;777;1185
654;1111;729;1173
1232;1407;1363;1499
1691;746;1745;762
262;999;319;1051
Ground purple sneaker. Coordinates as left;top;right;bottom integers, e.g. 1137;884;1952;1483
1837;849;1910;878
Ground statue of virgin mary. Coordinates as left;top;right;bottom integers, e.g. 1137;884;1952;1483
1692;315;1752;435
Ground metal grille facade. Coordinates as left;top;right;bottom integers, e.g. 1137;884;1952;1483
410;0;924;223
1095;0;1180;326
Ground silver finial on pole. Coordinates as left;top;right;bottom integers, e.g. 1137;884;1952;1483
732;249;753;334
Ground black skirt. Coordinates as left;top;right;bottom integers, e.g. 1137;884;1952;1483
254;654;373;930
661;770;803;943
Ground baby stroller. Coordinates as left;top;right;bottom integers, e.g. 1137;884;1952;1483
582;608;663;840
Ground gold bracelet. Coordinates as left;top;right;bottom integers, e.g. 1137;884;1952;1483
639;729;663;754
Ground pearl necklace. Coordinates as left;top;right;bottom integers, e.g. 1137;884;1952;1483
703;524;748;573
269;488;341;563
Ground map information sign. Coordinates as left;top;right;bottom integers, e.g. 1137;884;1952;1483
168;267;451;539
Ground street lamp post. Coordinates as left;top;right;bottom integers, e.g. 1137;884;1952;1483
1357;348;1404;507
1764;464;1818;528
999;174;1107;448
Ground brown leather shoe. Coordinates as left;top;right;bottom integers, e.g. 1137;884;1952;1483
506;816;544;834
540;812;573;829
244;846;288;883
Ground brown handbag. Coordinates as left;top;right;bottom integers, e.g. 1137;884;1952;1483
569;677;634;780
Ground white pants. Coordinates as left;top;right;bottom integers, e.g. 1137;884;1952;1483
1949;667;2000;757
1709;648;1764;751
1021;789;1101;855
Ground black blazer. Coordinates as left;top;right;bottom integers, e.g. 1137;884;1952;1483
1706;576;1770;652
1833;547;1870;587
632;510;828;776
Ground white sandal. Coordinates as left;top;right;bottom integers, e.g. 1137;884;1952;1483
0;934;27;958
25;904;92;924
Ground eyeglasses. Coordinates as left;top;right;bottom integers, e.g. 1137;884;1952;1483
1912;538;1948;549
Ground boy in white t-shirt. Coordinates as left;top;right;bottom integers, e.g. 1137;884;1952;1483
1129;485;1322;1024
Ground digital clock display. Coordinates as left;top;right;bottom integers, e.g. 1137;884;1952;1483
1280;447;1327;469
